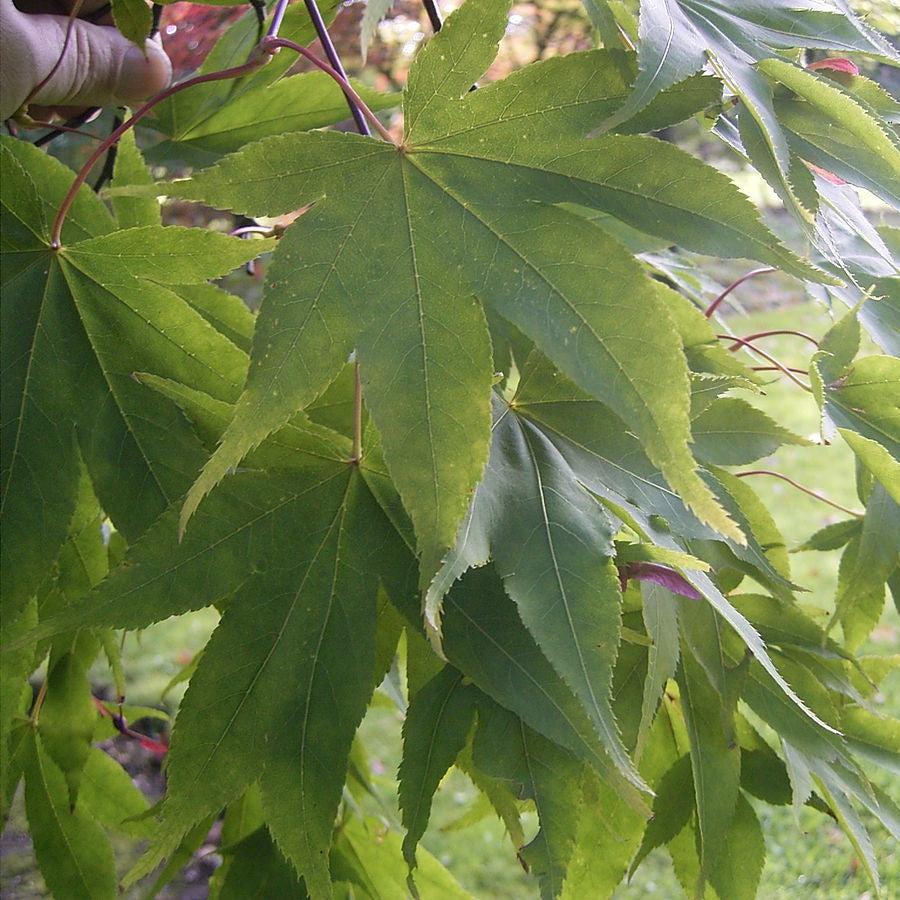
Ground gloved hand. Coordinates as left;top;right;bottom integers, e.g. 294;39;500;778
0;0;171;121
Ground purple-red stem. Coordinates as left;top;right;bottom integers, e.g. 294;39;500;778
267;0;291;39
49;56;270;248
25;0;84;106
735;470;863;518
262;39;392;141
728;329;819;350
50;35;391;246
26;121;101;140
719;333;811;391
751;365;809;375
704;266;777;318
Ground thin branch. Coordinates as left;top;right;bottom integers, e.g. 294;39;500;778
92;696;168;754
727;329;819;351
30;679;49;725
23;121;102;140
262;38;393;142
718;333;812;391
48;0;310;240
422;0;443;31
267;0;292;40
34;107;101;147
735;470;864;518
704;266;777;318
303;0;370;135
92;113;123;192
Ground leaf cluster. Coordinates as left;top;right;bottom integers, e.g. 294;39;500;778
1;1;898;897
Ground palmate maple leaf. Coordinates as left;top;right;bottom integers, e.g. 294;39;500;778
155;0;833;587
0;137;272;624
597;0;899;221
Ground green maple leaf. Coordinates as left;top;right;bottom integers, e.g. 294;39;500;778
426;394;642;790
22;434;630;892
472;696;584;900
19;429;655;884
110;128;161;229
606;0;897;218
22;731;118;900
761;59;900;211
831;484;899;650
508;352;788;590
111;0;151;48
159;0;838;576
498;352;832;731
690;397;810;466
432;566;649;812
22;450;410;897
399;666;477;871
810;309;900;501
151;69;397;163
677;648;742;888
0;138;271;624
146;2;341;160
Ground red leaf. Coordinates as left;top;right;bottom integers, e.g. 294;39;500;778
805;162;847;186
620;562;703;601
808;58;859;75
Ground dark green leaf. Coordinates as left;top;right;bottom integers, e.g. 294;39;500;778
707;792;765;900
635;583;679;760
677;648;741;887
152;73;397;159
428;395;639;787
38;652;95;806
794;518;862;552
764;59;900;209
472;698;583;899
440;566;649;808
216;827;304;899
399;666;476;869
831;484;899;649
691;397;809;466
629;753;694;877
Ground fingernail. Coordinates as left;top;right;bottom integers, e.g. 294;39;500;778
116;42;172;103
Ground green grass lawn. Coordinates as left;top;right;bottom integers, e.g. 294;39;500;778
10;302;891;899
